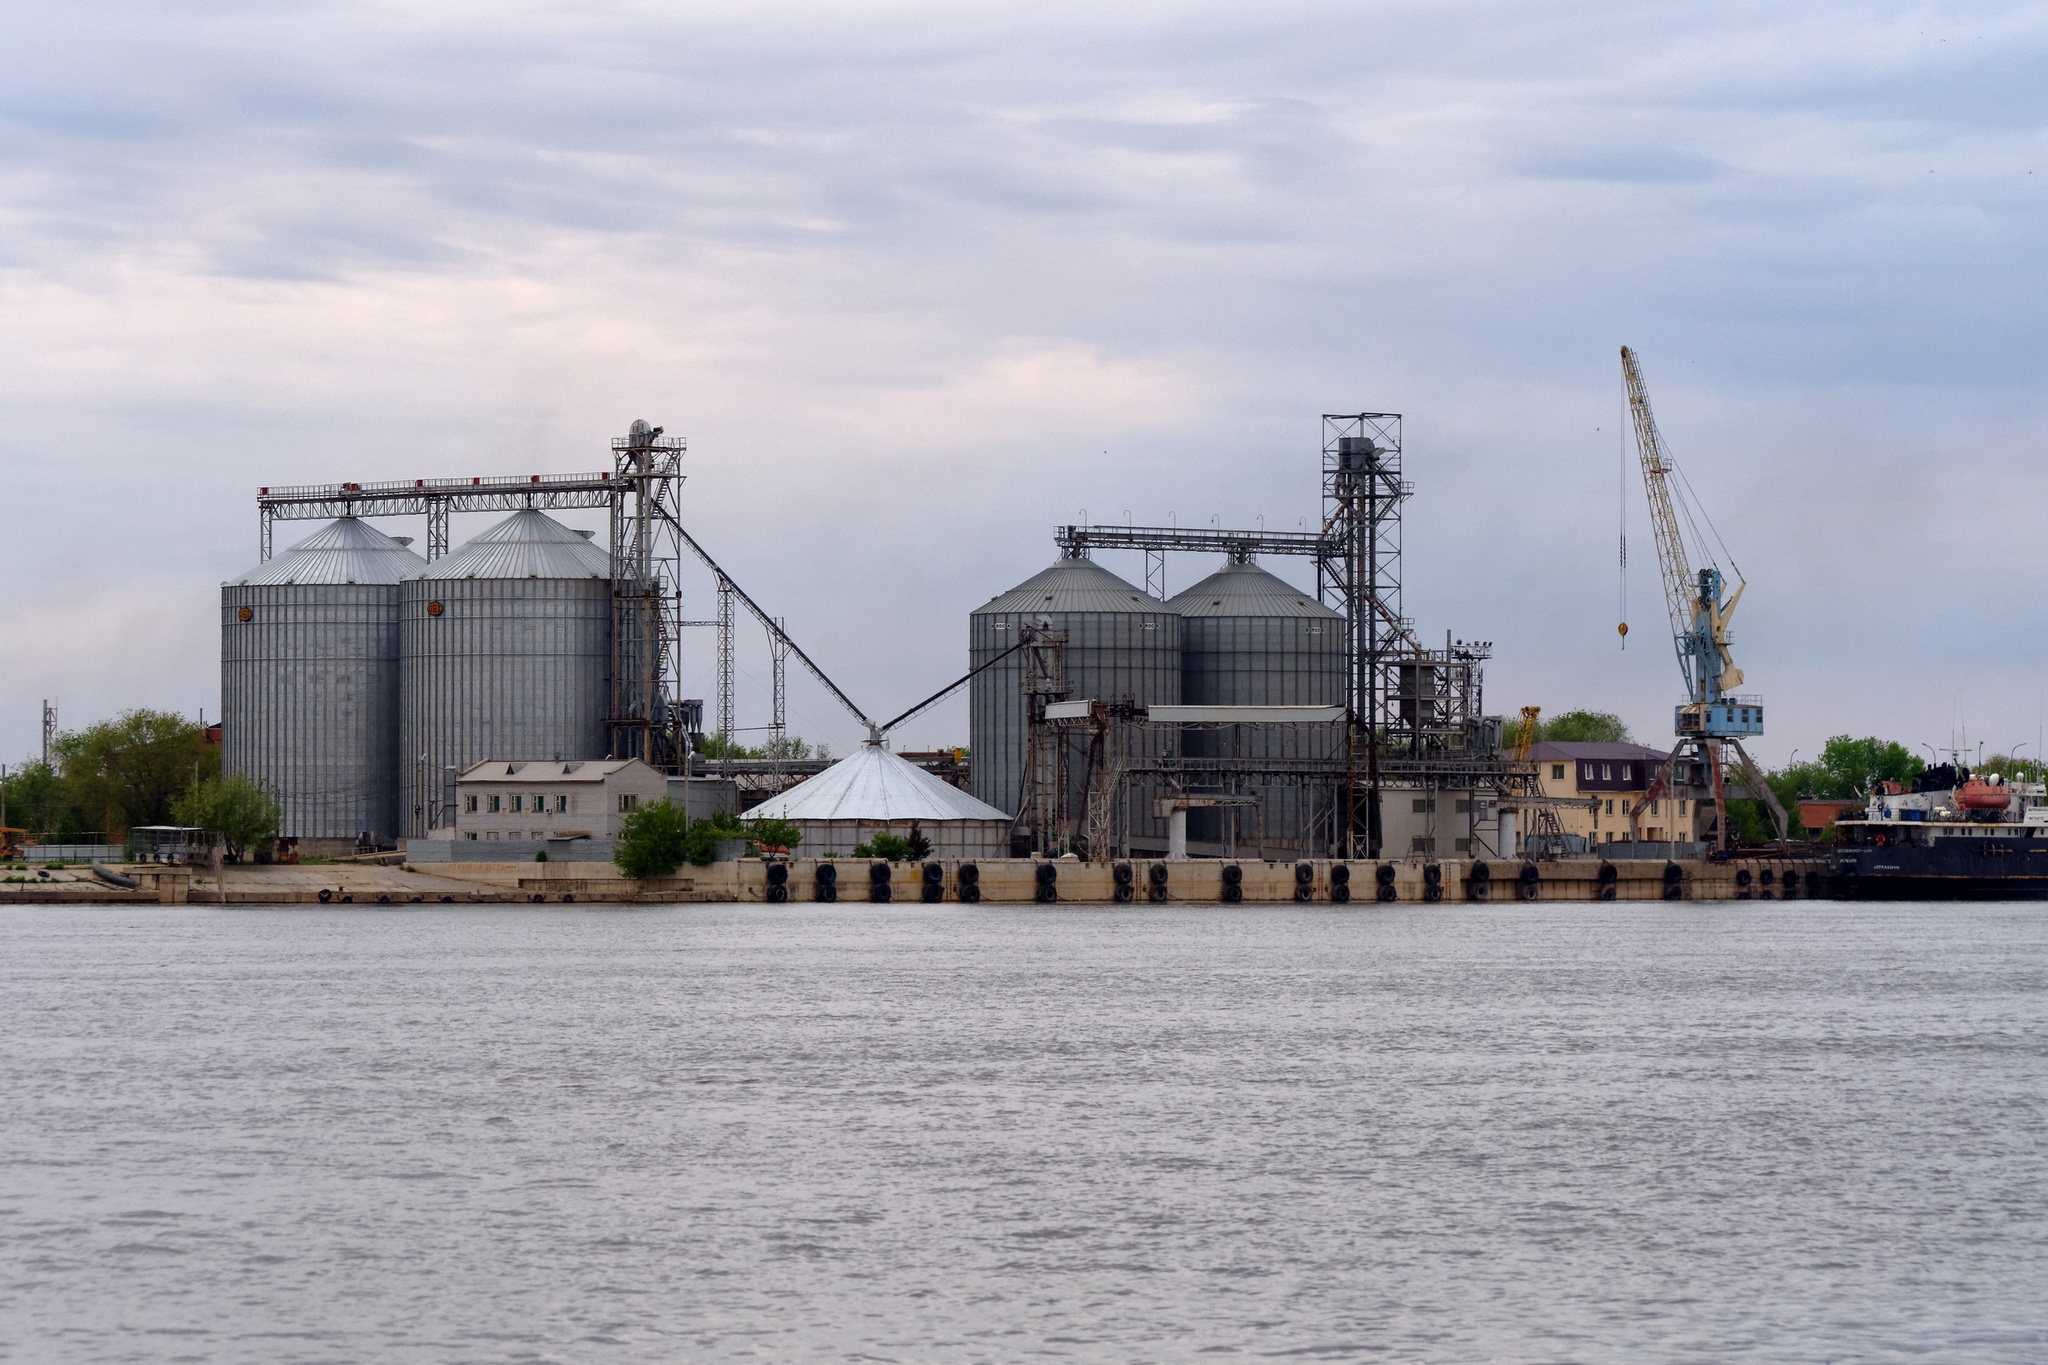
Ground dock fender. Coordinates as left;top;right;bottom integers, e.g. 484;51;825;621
89;863;139;889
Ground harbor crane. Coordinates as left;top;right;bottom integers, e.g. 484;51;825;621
1620;347;1788;849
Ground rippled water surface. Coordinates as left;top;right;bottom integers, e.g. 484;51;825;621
3;901;2047;1363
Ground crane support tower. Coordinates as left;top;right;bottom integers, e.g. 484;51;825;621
1620;347;1787;848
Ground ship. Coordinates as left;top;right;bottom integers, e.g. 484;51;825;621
1830;763;2048;899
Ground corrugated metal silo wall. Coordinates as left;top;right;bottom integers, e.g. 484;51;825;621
1181;615;1346;856
221;583;402;840
399;577;611;835
970;609;1181;847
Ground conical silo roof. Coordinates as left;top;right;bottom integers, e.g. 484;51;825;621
226;517;428;586
1167;561;1340;619
415;509;610;580
973;555;1170;615
747;744;1012;822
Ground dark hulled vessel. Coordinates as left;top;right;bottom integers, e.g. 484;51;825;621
1831;764;2048;899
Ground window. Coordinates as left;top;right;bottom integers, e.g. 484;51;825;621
556;795;569;813
1679;799;1688;815
465;795;478;813
464;831;478;841
1583;764;1594;781
485;830;500;840
1622;764;1633;782
1605;800;1614;815
1601;764;1612;780
488;795;501;813
1552;765;1565;780
619;793;638;813
1412;798;1435;813
510;794;522;813
1455;799;1473;814
1605;830;1617;842
531;831;543;840
530;794;545;814
1411;836;1436;853
1650;800;1660;815
1453;838;1472;853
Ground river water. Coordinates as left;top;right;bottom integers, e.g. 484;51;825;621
2;901;2045;1363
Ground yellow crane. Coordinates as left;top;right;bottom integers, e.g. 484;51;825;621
1621;346;1786;848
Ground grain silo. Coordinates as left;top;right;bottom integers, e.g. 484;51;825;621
222;517;427;847
1168;558;1345;857
969;552;1180;850
398;509;611;836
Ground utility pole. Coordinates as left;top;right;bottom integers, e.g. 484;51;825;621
41;701;56;767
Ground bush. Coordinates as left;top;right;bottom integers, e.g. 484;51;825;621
743;817;802;855
853;832;916;861
614;800;693;878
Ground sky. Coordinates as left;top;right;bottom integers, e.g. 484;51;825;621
3;0;2046;768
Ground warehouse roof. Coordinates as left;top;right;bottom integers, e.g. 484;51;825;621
226;517;428;586
747;744;1012;822
1529;742;1672;763
414;509;610;581
456;759;661;784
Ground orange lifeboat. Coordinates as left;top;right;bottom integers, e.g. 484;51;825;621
1958;779;2011;811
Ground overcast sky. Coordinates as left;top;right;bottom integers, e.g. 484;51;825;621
4;0;2046;767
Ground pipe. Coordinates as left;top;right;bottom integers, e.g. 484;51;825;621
1168;807;1188;862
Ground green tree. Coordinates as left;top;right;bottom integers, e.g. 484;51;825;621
1541;711;1632;744
1772;736;1923;802
0;761;72;836
171;772;281;862
53;711;218;836
693;734;829;761
614;799;693;878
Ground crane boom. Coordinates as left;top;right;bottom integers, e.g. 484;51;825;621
1622;347;1695;656
1620;345;1784;847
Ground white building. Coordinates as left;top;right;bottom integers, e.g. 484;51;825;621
744;743;1012;858
451;759;668;844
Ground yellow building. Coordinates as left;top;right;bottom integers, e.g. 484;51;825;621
1529;742;1703;847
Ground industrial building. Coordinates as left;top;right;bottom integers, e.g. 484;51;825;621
226;410;1537;865
968;414;1520;862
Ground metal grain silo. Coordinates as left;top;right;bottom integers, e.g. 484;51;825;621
969;552;1180;850
399;509;611;836
1168;559;1345;857
222;517;427;846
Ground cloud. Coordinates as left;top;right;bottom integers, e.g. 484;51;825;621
3;0;2047;764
